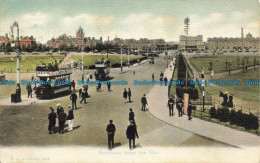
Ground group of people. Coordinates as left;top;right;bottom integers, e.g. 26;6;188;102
48;103;74;134
167;96;193;120
78;85;89;104
123;88;132;103
106;108;139;150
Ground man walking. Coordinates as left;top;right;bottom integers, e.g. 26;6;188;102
107;80;111;92
141;94;148;111
152;73;154;81
26;83;32;98
58;108;66;134
164;76;168;86
56;103;62;114
129;108;135;125
70;91;77;110
71;80;76;91
80;90;87;104
128;88;132;103
79;88;82;98
106;120;116;149
126;121;139;150
48;107;56;134
67;105;74;131
188;102;192;120
123;88;128;103
177;98;183;117
167;96;175;116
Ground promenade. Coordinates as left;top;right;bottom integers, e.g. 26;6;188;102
146;59;260;148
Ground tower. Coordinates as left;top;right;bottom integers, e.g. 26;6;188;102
76;26;84;39
241;28;244;39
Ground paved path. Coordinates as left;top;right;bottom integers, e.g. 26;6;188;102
146;58;260;148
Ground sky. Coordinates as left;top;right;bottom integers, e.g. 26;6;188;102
0;0;259;43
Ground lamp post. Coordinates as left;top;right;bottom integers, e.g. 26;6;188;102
184;17;190;89
10;21;21;102
120;45;123;71
81;35;84;82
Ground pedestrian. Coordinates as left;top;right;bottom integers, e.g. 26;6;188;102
167;96;175;116
80;90;87;104
141;94;148;111
188;102;192;120
71;80;76;91
129;108;135;125
176;98;183;117
128;88;132;103
152;73;154;81
83;84;88;93
70;91;77;110
79;88;82;98
58;107;67;134
48;107;57;134
123;88;128;103
56;103;62;114
106;120;116;150
86;73;90;82
126;121;139;150
107;80;111;92
159;77;163;86
164;76;168;86
67;105;74;131
26;83;32;98
160;71;164;78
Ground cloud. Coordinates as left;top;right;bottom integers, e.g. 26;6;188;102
231;11;252;20
120;13;175;40
19;12;49;28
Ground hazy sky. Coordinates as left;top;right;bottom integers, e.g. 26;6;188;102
0;0;259;43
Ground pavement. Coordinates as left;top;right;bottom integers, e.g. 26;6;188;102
146;58;260;148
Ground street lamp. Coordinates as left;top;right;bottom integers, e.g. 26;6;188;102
10;21;21;103
184;17;190;89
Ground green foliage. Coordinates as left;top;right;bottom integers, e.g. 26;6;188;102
216;107;229;122
209;107;217;118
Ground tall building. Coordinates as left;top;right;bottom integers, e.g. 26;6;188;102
178;35;204;52
207;28;260;52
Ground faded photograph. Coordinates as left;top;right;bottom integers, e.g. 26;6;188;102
0;0;259;162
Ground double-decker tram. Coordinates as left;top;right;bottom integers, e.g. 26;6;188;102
35;60;72;99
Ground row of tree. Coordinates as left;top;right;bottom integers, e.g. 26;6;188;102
209;107;259;130
1;42;178;53
175;53;199;100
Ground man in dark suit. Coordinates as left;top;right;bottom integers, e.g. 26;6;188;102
126;121;139;150
80;90;87;104
58;108;67;134
167;96;175;116
177;98;183;117
48;107;57;134
141;94;148;111
106;120;116;149
70;91;77;110
129;108;135;125
128;88;132;103
188;102;192;120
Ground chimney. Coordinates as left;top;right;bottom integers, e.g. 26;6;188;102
241;28;244;39
100;37;102;42
108;36;109;43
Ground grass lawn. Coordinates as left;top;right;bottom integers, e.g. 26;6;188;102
71;55;143;68
0;56;64;72
205;68;260;102
189;56;260;74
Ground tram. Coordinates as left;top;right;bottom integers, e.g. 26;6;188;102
35;60;72;99
94;58;110;80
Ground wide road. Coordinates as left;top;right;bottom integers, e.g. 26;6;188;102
0;54;227;147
